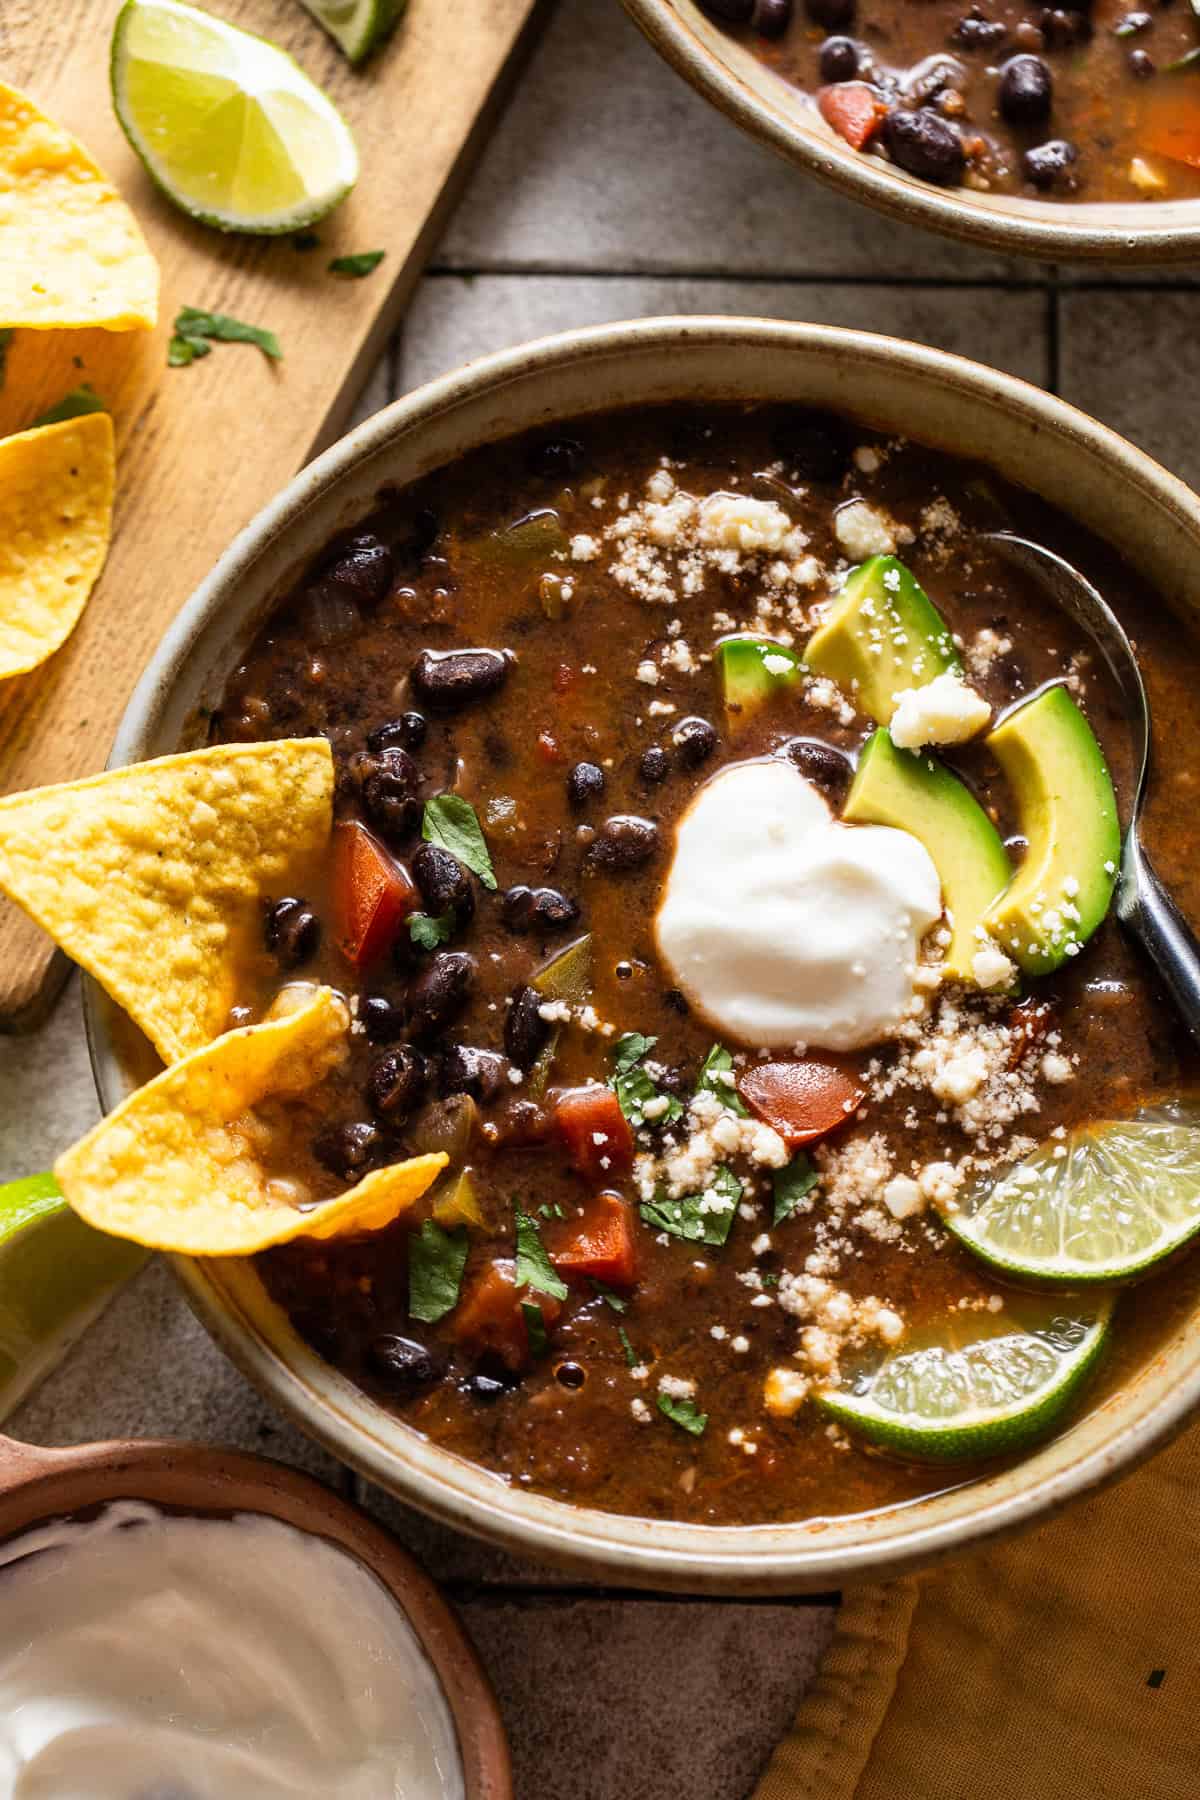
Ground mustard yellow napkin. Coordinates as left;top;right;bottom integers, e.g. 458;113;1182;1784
755;1423;1200;1800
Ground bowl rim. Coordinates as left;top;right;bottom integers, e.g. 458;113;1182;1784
88;314;1200;1592
621;0;1200;265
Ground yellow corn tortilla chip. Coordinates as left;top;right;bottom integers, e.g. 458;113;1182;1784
0;412;114;679
0;739;333;1063
54;986;446;1255
0;81;158;331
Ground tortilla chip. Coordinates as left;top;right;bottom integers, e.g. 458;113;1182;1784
54;986;446;1255
0;739;333;1063
0;412;114;678
0;81;158;330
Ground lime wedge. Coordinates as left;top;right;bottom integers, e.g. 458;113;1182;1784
946;1109;1200;1284
297;0;405;65
816;1294;1113;1462
0;1175;145;1421
111;0;359;234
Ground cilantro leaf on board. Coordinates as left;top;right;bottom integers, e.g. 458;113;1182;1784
408;1220;469;1323
329;249;385;278
610;1032;682;1130
31;385;107;427
169;306;282;368
696;1043;748;1116
514;1208;568;1301
422;795;496;891
639;1166;743;1248
773;1153;818;1226
657;1392;707;1436
409;910;454;950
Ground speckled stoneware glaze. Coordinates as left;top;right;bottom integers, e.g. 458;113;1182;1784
89;318;1200;1593
0;1434;511;1795
623;0;1200;265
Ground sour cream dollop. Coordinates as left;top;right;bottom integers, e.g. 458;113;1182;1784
0;1503;464;1800
655;759;942;1051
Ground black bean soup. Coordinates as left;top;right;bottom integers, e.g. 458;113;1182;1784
208;404;1200;1527
697;0;1200;202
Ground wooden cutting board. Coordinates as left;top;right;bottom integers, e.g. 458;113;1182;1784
0;0;545;1031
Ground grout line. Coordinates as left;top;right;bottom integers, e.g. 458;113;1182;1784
425;263;1060;291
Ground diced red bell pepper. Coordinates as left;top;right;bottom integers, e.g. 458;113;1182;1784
332;820;417;969
738;1060;865;1149
818;83;886;152
452;1257;562;1370
536;729;564;764
552;1191;637;1288
554;1086;635;1184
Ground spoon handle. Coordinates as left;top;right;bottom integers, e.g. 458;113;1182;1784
1118;835;1200;1046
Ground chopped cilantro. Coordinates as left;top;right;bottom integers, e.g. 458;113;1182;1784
30;385;107;427
408;1220;468;1323
0;329;12;392
514;1208;568;1301
657;1392;707;1436
409;910;454;950
618;1326;638;1367
610;1032;682;1130
329;249;385;278
696;1044;748;1116
521;1300;549;1358
639;1166;742;1248
591;1279;627;1313
761;1271;780;1288
292;231;321;251
422;795;496;890
773;1153;818;1226
169;306;282;368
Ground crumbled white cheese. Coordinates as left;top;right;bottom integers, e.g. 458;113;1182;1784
569;533;600;562
972;944;1016;991
890;671;991;751
630;1397;651;1424
763;1367;810;1419
882;1174;924;1221
834;499;896;559
635;660;660;686
697;492;794;554
658;1374;697;1400
1040;1051;1073;1085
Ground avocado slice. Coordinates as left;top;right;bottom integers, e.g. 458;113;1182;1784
804;556;960;726
982;684;1120;976
844;729;1012;981
716;636;802;729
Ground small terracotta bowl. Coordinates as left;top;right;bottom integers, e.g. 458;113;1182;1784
623;0;1200;265
0;1432;511;1797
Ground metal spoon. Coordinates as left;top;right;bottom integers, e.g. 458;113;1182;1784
984;531;1200;1044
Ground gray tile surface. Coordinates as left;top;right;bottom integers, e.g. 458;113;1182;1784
1059;288;1200;490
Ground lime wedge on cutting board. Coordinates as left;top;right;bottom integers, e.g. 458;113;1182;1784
946;1110;1200;1285
111;0;359;234
298;0;406;64
0;1174;145;1422
816;1294;1113;1462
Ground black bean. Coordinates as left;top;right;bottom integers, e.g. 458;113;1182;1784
362;993;407;1043
413;842;475;924
1022;137;1078;189
313;1120;382;1179
408;951;476;1039
953;12;1008;47
696;0;754;18
998;54;1053;125
663;989;691;1019
501;884;581;934
528;437;584;479
567;761;606;807
411;648;509;710
1039;7;1090;46
819;33;860;78
639;746;671;785
1128;46;1155;75
367;711;427;752
263;896;320;968
367;1334;445;1394
504;983;551;1070
357;746;422;843
555;1361;587;1389
881;107;966;185
464;1370;511;1404
753;0;793;35
672;716;718;768
402;508;440;561
805;0;854;29
585;815;660;873
785;738;854;805
440;1043;512;1103
366;1044;427;1121
495;1098;553;1146
769;407;853;483
321;534;393;607
1117;7;1152;28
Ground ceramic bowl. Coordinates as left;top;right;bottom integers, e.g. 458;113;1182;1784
88;317;1200;1593
623;0;1200;266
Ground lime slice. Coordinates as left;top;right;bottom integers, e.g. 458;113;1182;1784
298;0;405;65
946;1108;1200;1284
816;1294;1113;1462
111;0;360;234
0;1175;145;1421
